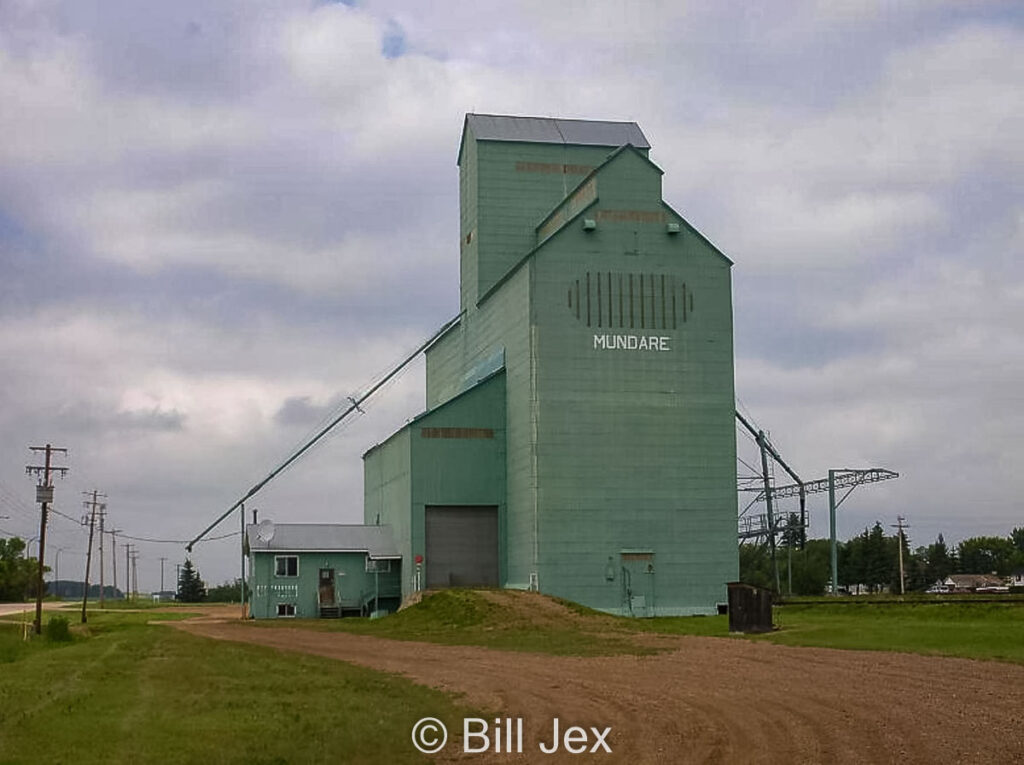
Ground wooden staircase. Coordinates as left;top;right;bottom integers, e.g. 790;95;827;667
318;605;340;619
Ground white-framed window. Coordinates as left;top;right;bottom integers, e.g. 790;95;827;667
275;555;298;577
276;603;296;617
366;558;391;573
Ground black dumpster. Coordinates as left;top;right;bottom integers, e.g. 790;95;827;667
726;582;773;633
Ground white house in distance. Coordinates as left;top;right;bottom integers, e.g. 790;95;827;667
933;574;1008;593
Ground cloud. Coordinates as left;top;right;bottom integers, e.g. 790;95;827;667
0;0;1021;587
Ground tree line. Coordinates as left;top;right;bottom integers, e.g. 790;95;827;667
0;538;44;602
0;539;245;604
741;521;1024;596
176;558;248;603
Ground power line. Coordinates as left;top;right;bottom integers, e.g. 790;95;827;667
4;466;242;556
187;313;461;551
49;505;90;527
118;530;241;544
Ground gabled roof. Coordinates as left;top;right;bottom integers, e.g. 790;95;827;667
362;363;505;459
459;113;649;164
534;143;663;244
246;523;400;559
477;144;732;306
942;573;1005;587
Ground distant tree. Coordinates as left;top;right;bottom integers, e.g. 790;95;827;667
923;535;954;585
788;539;831;596
906;546;931;592
177;559;206;603
1011;527;1024;556
838;531;865;590
738;543;773;590
206;579;248;603
958;537;1017;576
863;522;890;592
0;537;44;602
842;525;888;591
780;512;803;548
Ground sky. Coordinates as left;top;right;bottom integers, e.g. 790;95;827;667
0;0;1021;591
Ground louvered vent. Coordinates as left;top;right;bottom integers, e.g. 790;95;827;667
567;272;694;329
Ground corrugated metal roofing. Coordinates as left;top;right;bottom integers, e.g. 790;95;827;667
246;523;400;558
465;114;649;149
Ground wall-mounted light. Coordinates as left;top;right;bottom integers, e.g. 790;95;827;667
582;218;597;231
666;222;681;234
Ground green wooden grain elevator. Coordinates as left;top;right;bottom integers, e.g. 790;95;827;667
364;114;737;615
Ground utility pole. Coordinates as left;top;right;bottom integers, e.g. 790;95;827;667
240;502;246;619
130;548;139;600
891;515;909;596
108;528;121;598
25;444;69;635
756;430;781;594
54;547;63;596
159;557;167;595
124;543;132;601
98;503;107;608
787;515;794;596
829;471;838;595
175;562;182;599
80;490;105;623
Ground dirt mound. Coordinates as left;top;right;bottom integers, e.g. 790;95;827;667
393;589;630;637
471;589;622;629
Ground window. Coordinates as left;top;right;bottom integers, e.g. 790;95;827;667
366;558;391;573
276;603;295;617
275;556;298;577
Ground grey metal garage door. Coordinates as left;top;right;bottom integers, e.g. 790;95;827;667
425;505;499;588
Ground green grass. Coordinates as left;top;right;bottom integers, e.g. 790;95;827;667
0;611;477;764
781;592;1024;604
87;598;197;610
637;614;732;638
634;601;1024;664
759;601;1024;663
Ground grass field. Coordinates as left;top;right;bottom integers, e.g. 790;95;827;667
244;589;1024;664
764;601;1024;663
0;611;477;764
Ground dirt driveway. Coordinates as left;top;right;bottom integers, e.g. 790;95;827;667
174;617;1024;764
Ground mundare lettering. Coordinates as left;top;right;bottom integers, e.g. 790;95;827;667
593;334;671;351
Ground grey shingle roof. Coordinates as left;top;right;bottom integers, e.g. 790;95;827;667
464;114;649;149
246;523;400;559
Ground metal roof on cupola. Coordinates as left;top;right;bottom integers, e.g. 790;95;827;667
459;113;649;164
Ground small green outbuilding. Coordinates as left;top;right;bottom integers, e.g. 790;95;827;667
246;523;401;619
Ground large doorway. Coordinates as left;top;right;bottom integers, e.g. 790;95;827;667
425;505;499;588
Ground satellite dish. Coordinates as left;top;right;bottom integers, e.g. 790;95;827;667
256;519;276;545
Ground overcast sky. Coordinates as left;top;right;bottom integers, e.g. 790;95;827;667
1;1;1021;590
